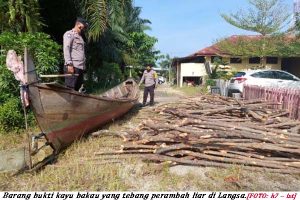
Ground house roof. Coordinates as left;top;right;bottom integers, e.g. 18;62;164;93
191;35;263;57
172;34;297;66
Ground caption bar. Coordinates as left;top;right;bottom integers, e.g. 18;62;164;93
1;192;298;200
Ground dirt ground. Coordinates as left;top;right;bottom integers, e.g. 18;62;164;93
0;84;300;191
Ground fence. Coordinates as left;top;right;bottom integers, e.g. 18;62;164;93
244;85;300;120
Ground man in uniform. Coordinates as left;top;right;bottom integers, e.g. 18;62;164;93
139;65;158;106
63;17;88;91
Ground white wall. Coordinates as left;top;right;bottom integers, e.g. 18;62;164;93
180;63;207;87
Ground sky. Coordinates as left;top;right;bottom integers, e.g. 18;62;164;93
134;0;294;58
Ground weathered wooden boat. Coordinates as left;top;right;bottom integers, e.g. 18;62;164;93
30;80;139;153
7;49;140;154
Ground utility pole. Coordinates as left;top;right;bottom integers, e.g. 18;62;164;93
126;65;133;78
168;64;171;84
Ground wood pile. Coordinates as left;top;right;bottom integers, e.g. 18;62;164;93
94;95;300;174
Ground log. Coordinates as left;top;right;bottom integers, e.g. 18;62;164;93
94;94;300;174
290;125;300;134
91;130;130;141
94;149;154;155
214;142;300;155
169;150;288;169
266;121;300;129
40;74;79;78
141;154;300;174
202;150;300;168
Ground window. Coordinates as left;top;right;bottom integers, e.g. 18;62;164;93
251;71;276;79
230;57;242;64
195;56;205;63
249;57;260;64
234;72;246;77
266;57;278;64
273;71;294;80
211;56;222;63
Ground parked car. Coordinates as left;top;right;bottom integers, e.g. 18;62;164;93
227;69;300;96
158;76;166;84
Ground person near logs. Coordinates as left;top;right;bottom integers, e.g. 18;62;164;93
139;65;158;106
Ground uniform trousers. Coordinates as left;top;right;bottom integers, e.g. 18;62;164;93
143;84;155;105
64;66;84;91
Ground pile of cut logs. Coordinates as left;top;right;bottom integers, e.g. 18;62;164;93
94;95;300;174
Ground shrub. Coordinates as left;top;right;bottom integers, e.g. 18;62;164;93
0;98;25;133
0;32;59;132
0;32;61;75
205;79;216;86
86;62;124;93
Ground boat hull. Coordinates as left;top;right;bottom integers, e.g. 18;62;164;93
28;80;139;152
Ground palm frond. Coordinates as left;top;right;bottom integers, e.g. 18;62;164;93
83;0;108;41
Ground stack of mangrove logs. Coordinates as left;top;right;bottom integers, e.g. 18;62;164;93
94;95;300;174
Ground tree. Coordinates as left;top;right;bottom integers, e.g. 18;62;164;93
219;0;291;67
78;0;159;84
158;54;173;82
36;0;159;89
221;0;290;36
0;0;43;33
159;54;172;70
125;32;159;66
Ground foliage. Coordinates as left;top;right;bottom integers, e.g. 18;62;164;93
0;32;61;74
220;0;292;66
157;54;176;83
80;0;108;41
209;57;228;79
205;79;216;86
0;98;24;133
125;32;159;66
276;36;300;57
0;32;61;132
217;34;300;60
85;61;124;92
0;63;19;103
221;0;290;36
75;0;159;81
123;66;142;80
293;12;300;36
0;0;43;32
158;54;172;70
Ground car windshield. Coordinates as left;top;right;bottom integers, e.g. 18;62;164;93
234;72;246;77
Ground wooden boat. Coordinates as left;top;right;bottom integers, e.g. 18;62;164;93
29;80;139;153
7;49;140;154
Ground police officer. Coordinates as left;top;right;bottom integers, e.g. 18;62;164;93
63;17;88;91
139;65;158;106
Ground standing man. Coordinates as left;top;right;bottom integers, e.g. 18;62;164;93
63;17;88;91
139;65;158;106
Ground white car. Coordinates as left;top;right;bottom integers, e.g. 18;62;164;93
227;69;300;96
158;76;165;84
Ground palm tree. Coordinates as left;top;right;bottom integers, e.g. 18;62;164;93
80;0;153;63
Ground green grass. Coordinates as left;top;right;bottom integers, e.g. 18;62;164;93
173;86;208;96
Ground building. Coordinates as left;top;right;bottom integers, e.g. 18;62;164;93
172;35;300;87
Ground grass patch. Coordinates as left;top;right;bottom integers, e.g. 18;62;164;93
174;86;208;96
